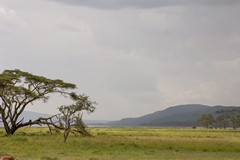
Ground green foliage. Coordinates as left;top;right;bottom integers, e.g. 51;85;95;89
58;94;96;142
198;114;215;128
215;112;229;129
201;109;240;129
0;69;77;135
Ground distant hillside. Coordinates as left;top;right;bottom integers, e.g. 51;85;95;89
108;104;240;127
19;111;52;122
0;111;107;126
84;120;112;126
0;111;52;126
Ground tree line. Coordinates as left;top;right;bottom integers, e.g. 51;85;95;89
198;109;240;129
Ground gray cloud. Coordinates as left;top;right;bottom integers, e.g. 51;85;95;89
1;0;240;120
50;0;240;9
56;23;86;33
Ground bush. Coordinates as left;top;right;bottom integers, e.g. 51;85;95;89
41;156;58;160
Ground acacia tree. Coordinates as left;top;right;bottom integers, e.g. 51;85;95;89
216;109;240;129
215;109;230;129
198;114;215;128
228;109;240;129
0;69;76;135
58;93;96;142
215;114;229;129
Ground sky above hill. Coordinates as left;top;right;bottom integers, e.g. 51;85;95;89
0;0;240;120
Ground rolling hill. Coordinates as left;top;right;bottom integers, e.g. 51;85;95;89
0;111;107;126
0;111;52;126
19;111;53;122
1;104;240;127
108;104;240;127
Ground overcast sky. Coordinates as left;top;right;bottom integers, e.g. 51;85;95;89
1;0;240;120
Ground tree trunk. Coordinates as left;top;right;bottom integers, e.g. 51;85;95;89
64;128;70;142
1;117;11;135
4;126;18;135
1;114;17;135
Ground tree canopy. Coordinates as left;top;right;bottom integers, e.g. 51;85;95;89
0;69;78;135
198;109;240;129
58;93;96;142
198;114;215;128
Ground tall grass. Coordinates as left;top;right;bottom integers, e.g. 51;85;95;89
0;127;240;160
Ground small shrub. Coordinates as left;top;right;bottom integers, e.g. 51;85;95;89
202;148;209;152
97;132;108;136
41;156;58;160
14;137;28;142
167;146;173;150
17;132;27;136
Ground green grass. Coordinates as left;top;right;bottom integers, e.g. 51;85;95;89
0;127;240;159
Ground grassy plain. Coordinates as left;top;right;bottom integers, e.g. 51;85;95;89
0;127;240;160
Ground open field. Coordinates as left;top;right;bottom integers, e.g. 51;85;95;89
0;127;240;160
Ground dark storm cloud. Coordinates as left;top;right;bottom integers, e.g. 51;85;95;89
50;0;239;9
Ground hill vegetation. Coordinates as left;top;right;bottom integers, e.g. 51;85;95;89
109;104;240;127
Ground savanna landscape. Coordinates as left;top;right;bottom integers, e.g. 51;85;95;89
1;69;240;160
1;127;240;160
1;1;240;160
